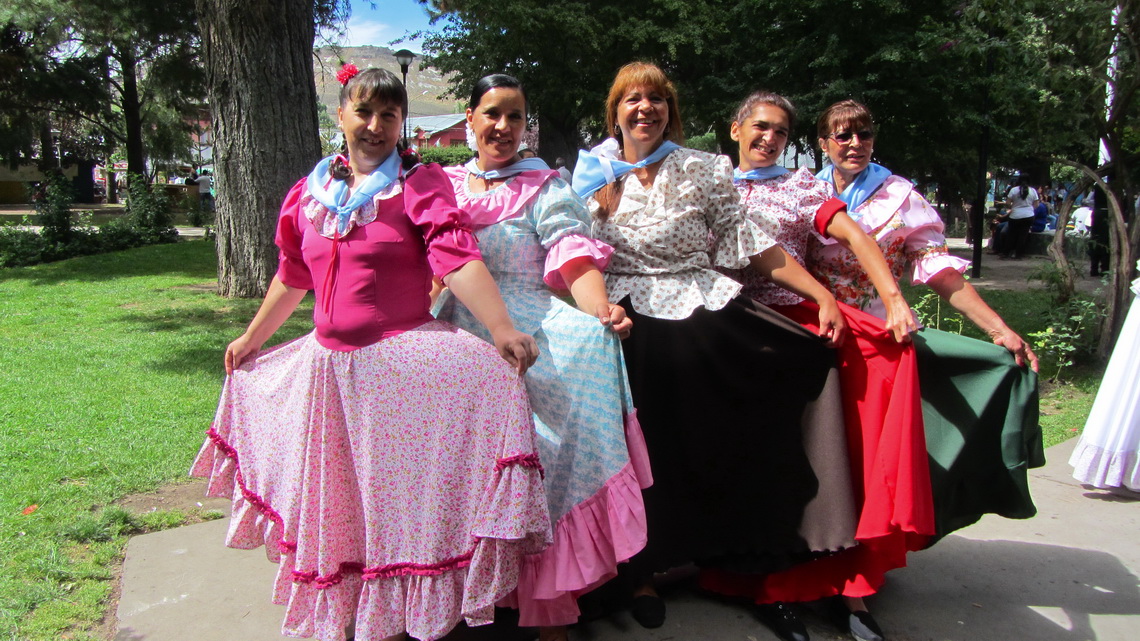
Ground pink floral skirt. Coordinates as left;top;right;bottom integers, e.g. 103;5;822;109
192;321;551;641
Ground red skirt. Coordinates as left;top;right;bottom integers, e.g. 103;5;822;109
700;301;933;601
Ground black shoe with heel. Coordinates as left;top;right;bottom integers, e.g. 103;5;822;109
754;602;809;641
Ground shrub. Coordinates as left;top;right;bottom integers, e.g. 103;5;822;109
32;173;75;245
124;174;175;233
0;176;180;269
420;145;474;167
687;132;720;153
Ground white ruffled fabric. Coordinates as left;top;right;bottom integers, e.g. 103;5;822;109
1070;273;1140;491
301;179;403;240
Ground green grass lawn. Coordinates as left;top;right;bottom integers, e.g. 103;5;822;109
0;240;312;640
0;242;1103;640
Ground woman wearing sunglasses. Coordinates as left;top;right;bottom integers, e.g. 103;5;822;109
700;91;930;641
809;98;1043;605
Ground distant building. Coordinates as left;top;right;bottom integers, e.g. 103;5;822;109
408;114;468;149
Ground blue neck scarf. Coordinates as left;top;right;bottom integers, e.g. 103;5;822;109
734;166;790;182
816;162;892;218
306;150;401;235
464;157;550;180
571;139;681;198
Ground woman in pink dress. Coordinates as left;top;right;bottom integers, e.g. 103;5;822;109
192;66;551;641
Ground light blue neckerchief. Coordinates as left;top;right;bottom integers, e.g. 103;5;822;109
571;139;681;198
816;162;893;218
306;150;401;235
733;166;790;182
464;157;550;180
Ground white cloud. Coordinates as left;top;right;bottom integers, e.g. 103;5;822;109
343;18;394;47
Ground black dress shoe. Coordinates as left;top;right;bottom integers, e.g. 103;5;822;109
630;594;666;628
847;610;885;641
754;602;809;641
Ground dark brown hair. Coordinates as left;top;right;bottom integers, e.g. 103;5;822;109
815;99;874;141
337;67;419;173
734;90;797;133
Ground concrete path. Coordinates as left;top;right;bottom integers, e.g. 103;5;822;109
114;438;1140;641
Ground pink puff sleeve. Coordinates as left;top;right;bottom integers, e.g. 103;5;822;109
543;235;615;289
899;190;971;284
401;163;483;278
274;178;314;290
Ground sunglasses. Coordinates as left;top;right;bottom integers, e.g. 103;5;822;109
828;130;875;143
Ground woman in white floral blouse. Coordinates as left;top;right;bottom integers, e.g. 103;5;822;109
573;62;855;630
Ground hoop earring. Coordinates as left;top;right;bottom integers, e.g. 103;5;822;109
613;124;620;136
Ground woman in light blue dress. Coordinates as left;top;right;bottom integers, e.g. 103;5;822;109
433;74;651;641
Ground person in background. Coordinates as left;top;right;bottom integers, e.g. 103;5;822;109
554;157;573;182
1001;176;1039;259
196;170;215;212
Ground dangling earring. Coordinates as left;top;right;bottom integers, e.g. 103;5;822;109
613;124;620;136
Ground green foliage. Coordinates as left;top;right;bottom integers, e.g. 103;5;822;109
1;1;206;176
1028;294;1105;381
911;287;966;334
419;145;474;166
686;132;719;153
123;173;175;233
0;179;179;268
32;172;75;245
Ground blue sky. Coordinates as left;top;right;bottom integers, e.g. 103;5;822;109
333;0;440;53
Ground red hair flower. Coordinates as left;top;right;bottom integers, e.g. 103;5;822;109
336;63;360;85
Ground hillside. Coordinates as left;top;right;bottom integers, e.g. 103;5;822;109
314;45;463;119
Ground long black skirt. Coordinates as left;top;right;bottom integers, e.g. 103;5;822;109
619;296;851;575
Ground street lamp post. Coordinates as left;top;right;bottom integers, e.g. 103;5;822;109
394;49;416;145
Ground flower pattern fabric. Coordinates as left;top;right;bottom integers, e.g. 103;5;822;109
192;163;551;641
435;169;651;627
725;167;834;306
589;147;775;320
808;175;969;320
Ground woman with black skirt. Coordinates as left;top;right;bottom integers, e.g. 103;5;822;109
572;62;855;629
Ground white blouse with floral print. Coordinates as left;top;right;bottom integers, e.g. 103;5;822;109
589;147;775;320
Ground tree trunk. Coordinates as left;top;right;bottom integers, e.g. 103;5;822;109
1048;158;1132;358
536;112;579;170
117;42;146;190
197;0;321;298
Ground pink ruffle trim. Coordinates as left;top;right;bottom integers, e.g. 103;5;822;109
198;426;297;553
911;253;970;284
292;551;475;587
191;423;552;641
543;235;616;289
505;410;654;626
